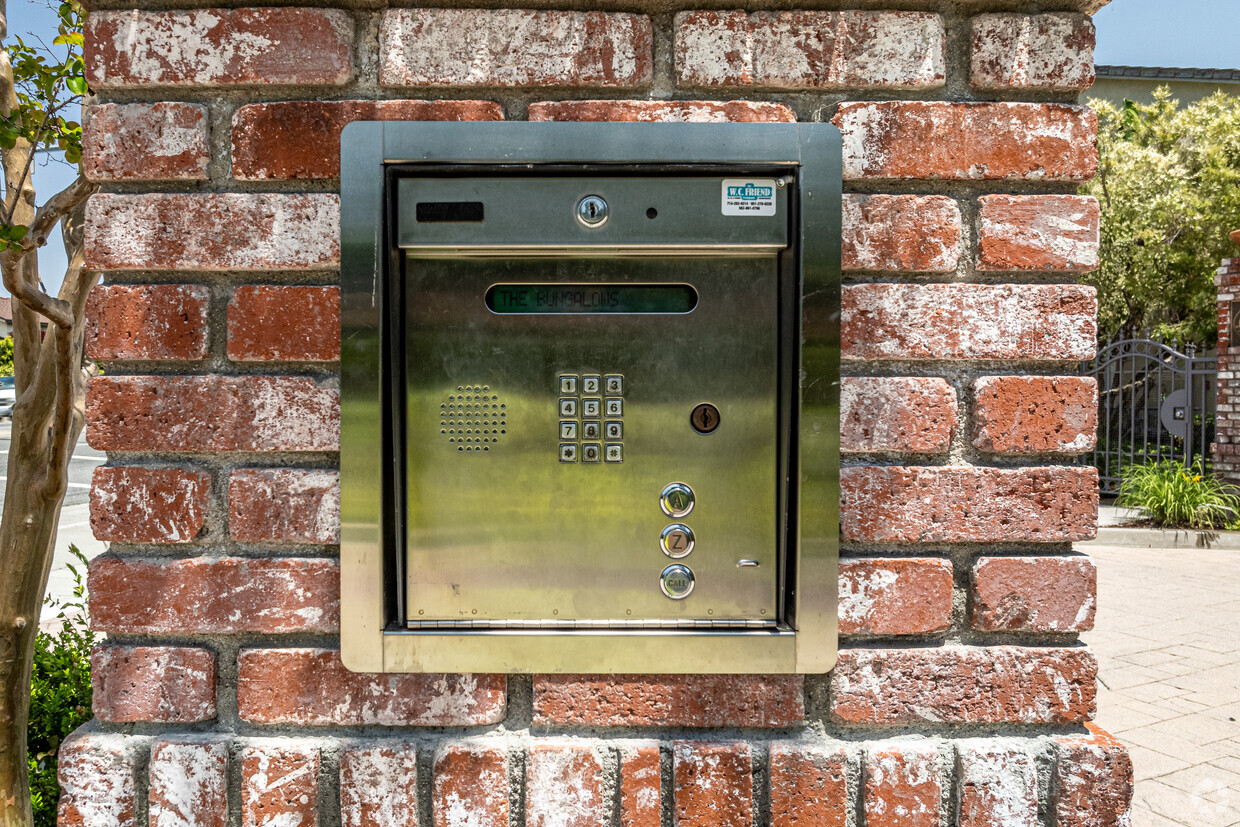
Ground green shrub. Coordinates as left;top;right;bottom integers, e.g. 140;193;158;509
1116;461;1240;529
28;545;95;827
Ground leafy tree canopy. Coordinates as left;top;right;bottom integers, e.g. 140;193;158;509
1083;88;1240;346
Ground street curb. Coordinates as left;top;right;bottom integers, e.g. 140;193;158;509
1084;526;1240;550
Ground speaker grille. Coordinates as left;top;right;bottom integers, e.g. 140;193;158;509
440;386;506;453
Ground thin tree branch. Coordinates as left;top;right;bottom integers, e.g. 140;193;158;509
4;94;84;229
3;107;51;227
21;173;92;253
37;200;88;503
0;251;69;328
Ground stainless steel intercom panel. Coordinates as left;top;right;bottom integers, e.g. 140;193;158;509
340;123;840;674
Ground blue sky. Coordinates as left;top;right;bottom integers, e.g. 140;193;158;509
1094;0;1240;69
3;0;1240;296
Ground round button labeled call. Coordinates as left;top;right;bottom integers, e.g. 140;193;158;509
660;482;695;518
660;524;695;558
660;564;695;599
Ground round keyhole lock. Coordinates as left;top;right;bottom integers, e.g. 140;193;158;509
576;195;609;227
691;403;721;434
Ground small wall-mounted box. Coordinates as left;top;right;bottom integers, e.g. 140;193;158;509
340;122;840;674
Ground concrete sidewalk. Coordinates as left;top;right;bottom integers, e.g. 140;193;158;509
1089;544;1240;825
41;503;108;628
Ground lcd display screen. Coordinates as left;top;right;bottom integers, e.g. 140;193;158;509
485;284;698;314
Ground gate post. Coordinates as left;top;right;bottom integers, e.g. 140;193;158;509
1215;232;1240;484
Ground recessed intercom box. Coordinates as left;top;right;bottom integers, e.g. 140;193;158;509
340;122;840;673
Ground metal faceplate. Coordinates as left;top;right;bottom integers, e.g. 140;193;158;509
402;176;786;627
340;122;841;674
405;255;780;624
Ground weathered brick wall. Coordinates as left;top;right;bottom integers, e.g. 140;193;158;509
1217;256;1240;484
64;1;1131;824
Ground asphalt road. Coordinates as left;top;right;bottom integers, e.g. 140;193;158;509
0;421;109;622
0;421;106;508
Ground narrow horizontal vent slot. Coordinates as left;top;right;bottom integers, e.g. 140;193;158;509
416;201;484;222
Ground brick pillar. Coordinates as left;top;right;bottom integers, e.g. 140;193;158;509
1216;250;1240;483
65;3;1132;826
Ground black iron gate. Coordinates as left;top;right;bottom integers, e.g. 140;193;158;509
1084;336;1217;494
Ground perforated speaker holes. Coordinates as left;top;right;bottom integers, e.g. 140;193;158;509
441;386;506;453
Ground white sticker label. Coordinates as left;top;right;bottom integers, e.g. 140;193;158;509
722;178;777;216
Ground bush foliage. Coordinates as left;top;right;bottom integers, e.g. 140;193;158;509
0;336;14;377
27;546;95;827
1083;89;1240;345
1116;461;1240;529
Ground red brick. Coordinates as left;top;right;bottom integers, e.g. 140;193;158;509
227;286;340;362
972;376;1098;454
525;743;606;827
149;740;228;827
957;742;1038;827
863;744;942;827
90;467;210;544
237;648;506;726
340;745;418;827
58;733;141;827
842;194;962;273
229;469;340;544
241;744;320;827
978;195;1100;272
85;193;339;271
381;10;652;88
528;99;795;122
972;13;1095;91
1053;724;1134;827
673;742;752;827
92;645;216;723
841;466;1098;543
840;377;956;454
533;674;803;727
87;376;339;452
89;556;339;635
841;283;1097;361
85;284;210;361
84;103;208;181
833;102;1097;181
231;100;504;181
432;744;508;827
675;11;944;89
619;742;661;827
768;744;847;827
972;556;1096;633
839;558;953;636
830;646;1096;725
86;9;352;88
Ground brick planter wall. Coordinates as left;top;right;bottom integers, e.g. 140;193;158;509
64;0;1131;824
1217;257;1240;484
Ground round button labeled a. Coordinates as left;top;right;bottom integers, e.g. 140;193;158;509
660;482;694;518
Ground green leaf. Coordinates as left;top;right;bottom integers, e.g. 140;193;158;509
64;76;86;95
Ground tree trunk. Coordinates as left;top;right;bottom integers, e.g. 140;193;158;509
0;293;88;827
0;210;91;827
0;436;73;827
0;0;97;819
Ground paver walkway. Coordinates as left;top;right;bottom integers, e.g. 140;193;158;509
1089;544;1240;826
